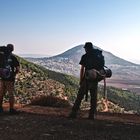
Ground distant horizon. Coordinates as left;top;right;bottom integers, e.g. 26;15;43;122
19;53;140;65
17;49;140;65
18;53;51;58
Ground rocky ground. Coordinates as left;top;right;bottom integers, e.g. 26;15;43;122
0;104;140;140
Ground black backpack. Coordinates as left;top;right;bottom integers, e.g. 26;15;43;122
93;49;105;70
0;46;11;79
85;49;112;81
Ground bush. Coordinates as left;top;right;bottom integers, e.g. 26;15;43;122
30;95;72;108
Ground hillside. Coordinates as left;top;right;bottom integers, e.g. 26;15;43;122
26;44;140;93
2;55;140;114
26;44;140;78
2;55;140;140
3;56;79;104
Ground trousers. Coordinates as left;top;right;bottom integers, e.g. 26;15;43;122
72;78;98;115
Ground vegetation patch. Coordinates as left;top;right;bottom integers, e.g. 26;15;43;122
30;95;72;108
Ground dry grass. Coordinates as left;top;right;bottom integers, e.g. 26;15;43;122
30;95;72;108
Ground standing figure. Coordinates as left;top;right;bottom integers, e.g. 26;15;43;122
69;42;105;119
0;44;20;114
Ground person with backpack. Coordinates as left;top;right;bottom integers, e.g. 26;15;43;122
0;44;20;114
69;42;105;120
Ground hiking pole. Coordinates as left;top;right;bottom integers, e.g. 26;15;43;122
103;77;108;112
103;77;107;100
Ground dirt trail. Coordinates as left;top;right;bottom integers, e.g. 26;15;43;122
19;105;140;123
0;104;140;140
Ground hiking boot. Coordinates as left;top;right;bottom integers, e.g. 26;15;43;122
9;108;19;115
0;107;4;113
68;112;77;119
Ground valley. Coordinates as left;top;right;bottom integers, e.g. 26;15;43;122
100;79;140;95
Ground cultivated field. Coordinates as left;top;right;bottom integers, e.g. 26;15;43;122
101;79;140;95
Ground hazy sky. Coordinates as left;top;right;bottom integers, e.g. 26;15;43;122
1;0;140;63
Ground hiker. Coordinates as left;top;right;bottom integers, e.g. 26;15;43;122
69;42;105;119
0;44;20;114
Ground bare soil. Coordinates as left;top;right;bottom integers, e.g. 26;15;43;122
0;104;140;140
